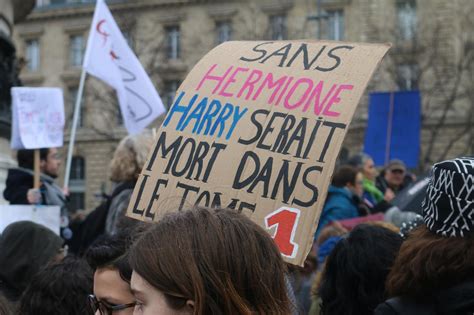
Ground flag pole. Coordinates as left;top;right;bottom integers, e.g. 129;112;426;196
64;68;87;189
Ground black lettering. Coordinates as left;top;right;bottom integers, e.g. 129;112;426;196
271;160;304;203
226;198;239;209
176;182;200;211
247;156;272;198
240;42;274;62
131;174;150;216
273;114;296;153
260;43;292;67
202;143;227;182
144;179;168;220
237;201;256;213
302;118;323;159
146;132;182;172
171;138;196;177
292;165;323;207
257;112;287;151
286;44;327;70
315;45;354;72
238;109;269;145
282;118;307;158
185;141;210;181
195;190;211;207
232;151;260;189
318;121;346;162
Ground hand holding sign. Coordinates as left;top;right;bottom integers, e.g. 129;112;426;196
127;40;390;265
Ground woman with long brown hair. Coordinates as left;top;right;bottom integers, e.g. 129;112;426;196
129;207;291;315
375;157;474;314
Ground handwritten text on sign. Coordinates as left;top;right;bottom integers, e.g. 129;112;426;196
127;41;389;265
11;87;65;150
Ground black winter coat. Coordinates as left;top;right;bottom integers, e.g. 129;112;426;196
374;281;474;315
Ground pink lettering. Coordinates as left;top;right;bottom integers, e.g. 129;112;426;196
196;64;233;93
284;78;314;110
322;84;354;117
237;69;263;100
218;67;249;97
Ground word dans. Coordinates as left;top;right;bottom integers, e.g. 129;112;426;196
233;152;322;208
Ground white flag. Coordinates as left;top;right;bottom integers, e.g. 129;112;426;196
83;0;165;134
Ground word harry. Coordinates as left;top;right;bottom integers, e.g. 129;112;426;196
196;64;353;118
164;91;247;140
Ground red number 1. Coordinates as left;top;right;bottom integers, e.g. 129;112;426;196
265;207;301;258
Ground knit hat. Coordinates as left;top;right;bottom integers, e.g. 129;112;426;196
422;157;474;237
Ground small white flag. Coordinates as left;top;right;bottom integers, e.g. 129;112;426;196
83;0;165;134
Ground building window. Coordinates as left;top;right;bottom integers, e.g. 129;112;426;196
269;15;287;40
216;21;232;44
326;9;344;40
69;34;84;67
397;64;419;90
25;39;40;72
69;156;85;212
69;87;84;127
163;80;180;109
166;26;180;60
397;0;417;40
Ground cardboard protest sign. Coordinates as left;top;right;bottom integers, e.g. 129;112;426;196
127;40;390;265
11;87;65;149
0;205;60;235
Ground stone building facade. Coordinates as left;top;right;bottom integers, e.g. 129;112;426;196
11;0;473;211
0;0;35;204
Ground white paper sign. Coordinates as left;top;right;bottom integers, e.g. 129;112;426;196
11;87;65;149
0;205;60;235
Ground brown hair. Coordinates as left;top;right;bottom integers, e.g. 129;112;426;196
331;165;359;188
109;131;153;182
129;207;290;314
386;225;474;298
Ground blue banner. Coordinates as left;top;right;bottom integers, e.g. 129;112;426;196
364;91;421;168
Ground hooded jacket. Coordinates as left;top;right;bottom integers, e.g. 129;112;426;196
0;221;63;301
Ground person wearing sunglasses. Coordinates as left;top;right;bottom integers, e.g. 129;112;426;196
85;231;138;315
376;159;409;197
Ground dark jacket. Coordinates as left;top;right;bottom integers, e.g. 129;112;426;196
3;168;66;209
374;281;474;315
0;221;63;301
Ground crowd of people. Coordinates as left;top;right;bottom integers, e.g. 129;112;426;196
0;131;472;314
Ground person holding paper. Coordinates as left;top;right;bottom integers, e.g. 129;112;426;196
3;148;71;239
3;148;64;205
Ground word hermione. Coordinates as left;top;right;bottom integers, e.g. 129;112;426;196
196;64;353;117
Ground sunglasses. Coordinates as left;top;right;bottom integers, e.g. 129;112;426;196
88;294;136;315
390;169;405;174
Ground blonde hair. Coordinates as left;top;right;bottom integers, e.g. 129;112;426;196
109;131;154;182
